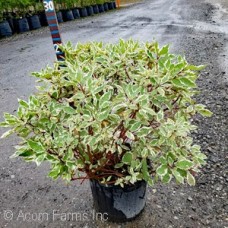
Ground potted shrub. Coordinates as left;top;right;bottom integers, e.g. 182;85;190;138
26;0;42;30
11;0;31;33
112;1;117;9
55;0;64;23
107;0;114;10
103;2;109;11
0;40;212;222
96;0;105;13
91;0;100;15
82;0;94;16
59;0;75;22
34;0;48;27
1;0;15;35
77;0;88;18
72;0;81;19
0;1;12;37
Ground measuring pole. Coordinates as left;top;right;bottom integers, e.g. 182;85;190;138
116;0;120;8
42;0;65;61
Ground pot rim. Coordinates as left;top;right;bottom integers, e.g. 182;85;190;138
90;179;146;189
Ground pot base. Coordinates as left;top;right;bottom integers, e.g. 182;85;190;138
90;180;147;223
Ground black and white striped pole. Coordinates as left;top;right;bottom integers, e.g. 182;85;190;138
42;0;65;62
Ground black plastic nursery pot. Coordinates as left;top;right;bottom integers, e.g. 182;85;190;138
108;2;114;10
27;15;41;30
112;2;117;9
90;180;147;222
92;5;100;14
39;12;48;26
0;20;12;37
62;10;74;22
6;18;15;33
104;3;109;11
79;8;88;17
98;4;105;13
56;11;64;23
72;8;80;19
13;18;30;33
86;6;94;16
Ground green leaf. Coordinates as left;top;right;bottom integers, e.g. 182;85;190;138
3;113;18;125
29;96;39;106
179;78;196;87
147;178;154;186
17;150;34;157
122;152;133;164
171;79;183;87
144;107;156;116
129;122;141;131
126;131;135;140
136;127;151;137
48;165;62;179
1;129;14;138
187;172;195;186
197;109;213;117
157;88;165;96
159;45;169;55
0;121;9;127
66;161;77;169
27;140;44;153
141;148;148;158
97;109;110;121
162;173;172;183
99;91;112;109
172;78;196;88
18;99;29;108
172;170;184;184
99;101;111;110
156;110;164;122
114;163;124;169
36;154;46;166
113;103;127;112
156;164;168;176
176;159;193;170
63;106;76;114
142;158;150;180
187;65;205;71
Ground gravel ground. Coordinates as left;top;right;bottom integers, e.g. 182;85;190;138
0;0;227;227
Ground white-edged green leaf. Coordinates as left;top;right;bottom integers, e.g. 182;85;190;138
27;140;44;153
179;78;196;87
187;172;195;186
0;122;9;127
18;99;29;108
136;127;151;137
63;106;76;114
198;109;213;117
172;79;183;87
126;131;135;140
1;129;14;138
159;45;169;55
176;159;193;170
187;65;205;71
97;109;110;121
122;152;133;164
129;122;141;131
172;169;184;184
162;173;172;183
156;164;168;176
99;91;112;109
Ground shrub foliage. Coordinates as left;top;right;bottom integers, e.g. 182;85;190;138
0;40;212;187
